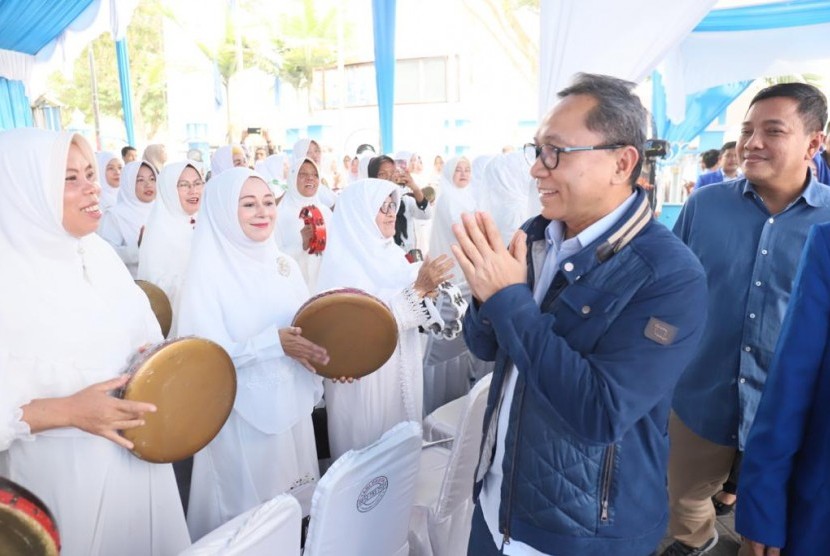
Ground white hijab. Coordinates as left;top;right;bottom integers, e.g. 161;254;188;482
275;157;332;253
96;151;120;212
254;153;288;196
210;145;237;177
483;152;541;245
137;161;200;307
317;179;418;303
429;156;476;275
176;168;321;432
100;161;156;250
0;129;160;418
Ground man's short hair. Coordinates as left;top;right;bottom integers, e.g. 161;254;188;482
720;141;736;155
749;82;827;134
367;155;394;178
701;149;720;169
557;73;648;185
121;145;136;157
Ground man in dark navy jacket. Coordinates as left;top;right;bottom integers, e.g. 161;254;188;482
451;73;708;556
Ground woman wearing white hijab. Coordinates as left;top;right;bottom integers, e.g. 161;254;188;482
317;179;453;459
422;155;494;414
482;151;542;246
98;161;157;277
292;138;336;209
142;143;167;173
429;156;474;280
0;129;189;555
177;168;327;541
210;144;247;178
275;157;332;290
137;161;203;330
96;150;123;212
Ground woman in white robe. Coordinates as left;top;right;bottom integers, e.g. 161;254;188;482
177;168;327;541
137;161;203;331
0;129;189;555
97;161;157;277
292;138;336;209
317;179;453;459
275;157;332;290
96;150;122;213
423;156;494;413
254;152;289;196
210;144;246;177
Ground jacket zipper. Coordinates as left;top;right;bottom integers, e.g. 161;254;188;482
501;376;526;547
600;444;616;522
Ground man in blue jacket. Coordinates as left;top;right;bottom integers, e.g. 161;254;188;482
451;73;708;556
734;222;830;555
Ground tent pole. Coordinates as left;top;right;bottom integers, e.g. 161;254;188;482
115;38;136;147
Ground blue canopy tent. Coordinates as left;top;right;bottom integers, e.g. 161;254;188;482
0;0;139;145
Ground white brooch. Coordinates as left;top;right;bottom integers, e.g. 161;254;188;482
277;256;291;276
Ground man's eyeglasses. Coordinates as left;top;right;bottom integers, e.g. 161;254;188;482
523;142;626;171
176;180;204;190
379;201;397;215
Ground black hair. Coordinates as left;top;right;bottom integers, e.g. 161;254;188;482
749;82;827;134
367;155;394;178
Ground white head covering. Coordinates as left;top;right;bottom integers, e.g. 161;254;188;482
482;152;540;245
142;144;166;172
210;145;243;177
358;155;372;179
275;157;331;252
0;129;161;426
471;154;495;212
137;161;201;312
176;167;321;432
178;167;303;344
100;161;157;251
429;156;476;278
291;138;316;165
317;179;418;303
254;153;288;197
96;151;121;212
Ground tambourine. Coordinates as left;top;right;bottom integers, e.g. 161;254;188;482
422;282;468;340
0;477;60;556
299;205;327;254
292;288;398;379
117;337;236;463
135;280;173;338
405;249;424;263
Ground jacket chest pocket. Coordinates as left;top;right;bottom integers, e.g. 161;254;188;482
551;284;619;350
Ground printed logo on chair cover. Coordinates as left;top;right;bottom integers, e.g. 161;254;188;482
356;476;388;513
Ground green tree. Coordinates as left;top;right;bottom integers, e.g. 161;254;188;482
265;0;339;112
47;0;168;140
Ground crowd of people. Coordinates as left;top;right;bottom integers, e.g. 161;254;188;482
1;72;830;555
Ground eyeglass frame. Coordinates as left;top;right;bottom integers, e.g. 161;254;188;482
176;179;205;190
523;142;627;171
379;200;398;215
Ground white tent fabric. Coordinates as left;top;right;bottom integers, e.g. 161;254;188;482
0;0;139;98
661;22;830;122
538;0;716;117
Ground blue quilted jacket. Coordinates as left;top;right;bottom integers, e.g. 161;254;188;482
466;190;707;555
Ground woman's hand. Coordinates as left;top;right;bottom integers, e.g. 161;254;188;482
413;254;454;298
279;326;330;372
329;376;359;384
61;374;157;450
301;224;313;251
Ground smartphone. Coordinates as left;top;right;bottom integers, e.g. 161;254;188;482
395;159;407;172
247;127;262;135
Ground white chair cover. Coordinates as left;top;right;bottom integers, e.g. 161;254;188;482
409;373;492;556
180;494;301;556
422;395;466;446
303;421;422;556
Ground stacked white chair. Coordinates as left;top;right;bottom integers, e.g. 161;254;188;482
180;493;302;555
303;421;422;556
410;373;492;556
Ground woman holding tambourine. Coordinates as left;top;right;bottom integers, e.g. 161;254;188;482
176;167;328;541
317;178;454;460
0;129;189;555
274;157;332;291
